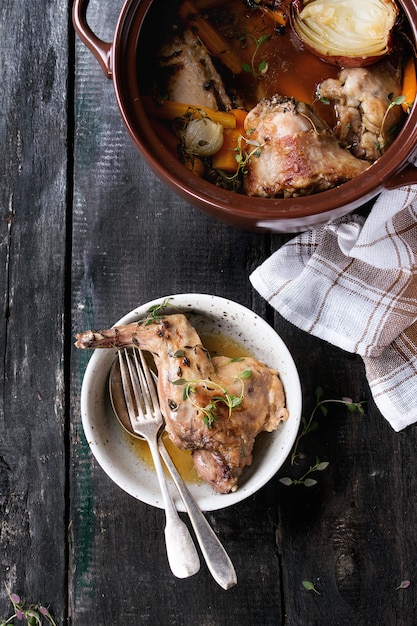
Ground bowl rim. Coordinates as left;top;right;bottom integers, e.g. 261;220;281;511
80;293;303;511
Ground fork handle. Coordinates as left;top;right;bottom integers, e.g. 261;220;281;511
147;436;200;579
158;439;237;590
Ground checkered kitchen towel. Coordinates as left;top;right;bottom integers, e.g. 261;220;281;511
250;185;417;431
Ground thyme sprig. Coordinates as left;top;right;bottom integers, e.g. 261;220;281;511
279;386;366;487
1;585;56;626
279;458;329;487
220;133;265;182
379;93;406;148
290;386;365;466
173;367;252;428
143;297;173;326
241;32;269;78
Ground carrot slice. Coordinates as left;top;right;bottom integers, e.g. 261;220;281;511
212;110;247;173
142;97;237;129
212;128;241;172
260;6;289;28
230;108;248;128
178;0;242;74
402;56;416;113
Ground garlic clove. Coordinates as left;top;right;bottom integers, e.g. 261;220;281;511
182;117;224;157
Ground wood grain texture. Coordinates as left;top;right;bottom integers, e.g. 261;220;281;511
1;0;417;624
0;1;69;622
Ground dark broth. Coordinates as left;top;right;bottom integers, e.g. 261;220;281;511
207;1;340;123
138;1;341;120
137;0;411;191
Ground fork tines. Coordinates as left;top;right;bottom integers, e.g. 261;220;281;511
118;347;160;422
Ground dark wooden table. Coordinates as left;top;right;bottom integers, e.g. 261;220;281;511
1;1;417;624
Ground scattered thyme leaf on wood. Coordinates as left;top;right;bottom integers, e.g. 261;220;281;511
302;580;320;594
290;387;366;466
1;585;57;626
396;580;411;590
279;458;329;487
279;387;366;487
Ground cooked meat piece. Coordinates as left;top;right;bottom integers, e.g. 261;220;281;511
243;95;369;198
187;354;286;492
318;60;403;161
157;28;232;111
75;313;288;494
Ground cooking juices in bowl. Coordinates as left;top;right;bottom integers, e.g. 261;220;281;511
137;0;414;199
121;330;253;483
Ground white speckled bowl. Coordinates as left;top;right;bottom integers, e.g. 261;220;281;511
80;294;302;511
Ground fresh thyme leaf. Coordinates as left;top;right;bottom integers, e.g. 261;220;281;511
302;580;320;594
392;94;406;106
315;386;324;402
241;32;270;78
1;585;57;626
229;395;243;408
224;134;265;182
143;297;173;325
173;350;185;358
396;580;411;590
283;388;366;484
379;94;406;149
258;59;268;74
319;404;328;417
245;136;262;147
173;369;252;427
258;34;270;45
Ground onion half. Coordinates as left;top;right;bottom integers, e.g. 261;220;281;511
291;0;399;67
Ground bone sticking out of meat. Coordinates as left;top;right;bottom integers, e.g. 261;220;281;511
243;95;370;198
75;314;288;494
318;60;404;161
156;28;232;111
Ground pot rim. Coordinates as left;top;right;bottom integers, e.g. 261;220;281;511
109;0;417;222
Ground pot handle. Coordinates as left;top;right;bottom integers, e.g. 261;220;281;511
384;163;417;190
72;0;113;78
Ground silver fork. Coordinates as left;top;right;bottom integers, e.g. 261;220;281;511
118;347;200;579
146;372;237;589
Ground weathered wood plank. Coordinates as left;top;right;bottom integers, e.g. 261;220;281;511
0;2;69;622
69;2;417;625
273;319;417;624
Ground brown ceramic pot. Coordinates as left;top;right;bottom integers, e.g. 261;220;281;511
73;0;417;232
